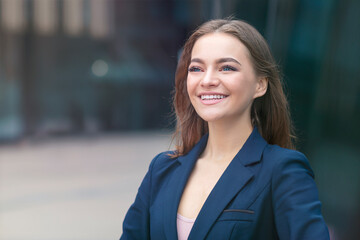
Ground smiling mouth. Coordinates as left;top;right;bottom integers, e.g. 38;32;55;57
200;95;228;100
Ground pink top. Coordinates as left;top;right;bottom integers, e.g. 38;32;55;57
177;213;195;240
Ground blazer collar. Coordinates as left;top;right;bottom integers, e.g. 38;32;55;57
163;127;268;240
163;133;207;240
176;134;208;165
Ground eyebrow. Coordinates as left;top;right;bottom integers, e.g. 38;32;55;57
190;57;241;65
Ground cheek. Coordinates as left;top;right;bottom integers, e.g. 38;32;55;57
186;77;196;96
230;81;257;103
186;77;199;109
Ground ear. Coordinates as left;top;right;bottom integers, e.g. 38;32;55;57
253;77;268;99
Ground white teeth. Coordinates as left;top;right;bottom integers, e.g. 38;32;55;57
201;95;226;100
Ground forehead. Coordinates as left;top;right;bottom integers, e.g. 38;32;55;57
191;32;250;60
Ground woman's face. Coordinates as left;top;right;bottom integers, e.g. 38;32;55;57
186;32;267;124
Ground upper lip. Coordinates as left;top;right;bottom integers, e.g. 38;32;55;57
197;92;229;97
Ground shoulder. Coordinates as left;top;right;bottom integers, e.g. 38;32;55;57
263;144;307;162
149;151;177;167
263;146;329;238
262;145;318;208
262;144;314;178
148;151;180;177
143;151;181;198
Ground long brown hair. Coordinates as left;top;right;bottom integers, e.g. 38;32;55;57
171;19;295;157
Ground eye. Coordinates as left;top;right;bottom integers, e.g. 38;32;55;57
188;66;203;72
220;65;237;71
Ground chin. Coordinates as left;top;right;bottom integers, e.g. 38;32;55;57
196;113;225;123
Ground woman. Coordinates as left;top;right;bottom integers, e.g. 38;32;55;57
120;19;329;240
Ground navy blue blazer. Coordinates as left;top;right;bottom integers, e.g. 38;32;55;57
120;128;329;239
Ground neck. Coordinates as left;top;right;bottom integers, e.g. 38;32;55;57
202;117;253;163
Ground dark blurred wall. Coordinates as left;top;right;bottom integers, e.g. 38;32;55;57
0;0;359;238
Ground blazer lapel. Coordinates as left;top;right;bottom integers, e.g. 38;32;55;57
188;128;267;240
163;135;208;240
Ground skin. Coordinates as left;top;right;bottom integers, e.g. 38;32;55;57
178;32;268;219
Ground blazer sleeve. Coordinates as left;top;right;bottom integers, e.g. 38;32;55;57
271;150;330;240
120;153;161;240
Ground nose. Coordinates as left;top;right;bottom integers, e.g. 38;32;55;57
200;69;219;88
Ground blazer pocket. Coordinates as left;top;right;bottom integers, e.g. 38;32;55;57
217;209;255;222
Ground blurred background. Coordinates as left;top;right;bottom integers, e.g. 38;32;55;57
0;0;359;239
